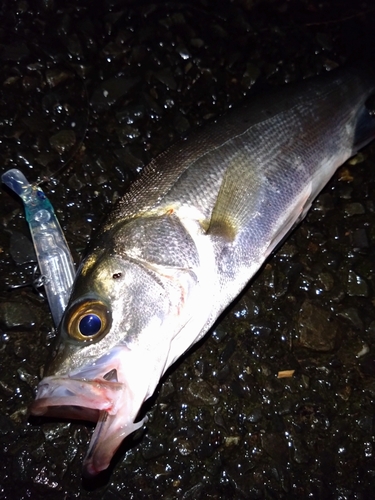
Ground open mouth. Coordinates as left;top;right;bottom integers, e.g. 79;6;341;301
29;365;146;476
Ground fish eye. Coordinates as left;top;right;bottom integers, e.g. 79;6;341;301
79;314;102;336
64;300;111;342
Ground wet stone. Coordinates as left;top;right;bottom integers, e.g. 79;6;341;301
113;147;144;171
45;68;73;87
347;270;368;297
33;466;60;490
49;129;76;155
102;41;127;60
297;299;338;351
316;32;333;51
116;124;141;145
142;92;163;116
344;202;365;216
17;367;38;388
154;68;177;90
251;323;272;341
14;341;30;360
9;232;36;265
91;76;140;111
182;483;204;499
141;435;166;460
187;378;219;406
356;343;370;358
0;302;37;330
241;62;261;89
336;385;352;401
196;430;223;459
176;42;191;60
230;378;247;398
313;192;334;213
35;151;57;167
291;434;310;464
22;75;39;92
0;415;14;436
367;321;375;337
352;228;369;249
10;408;28;425
1;42;30;61
247;407;263;424
338;183;353;199
15;150;34;169
219;337;236;363
13;449;34;482
360;355;375;378
42;423;71;443
158;378;175;399
261;433;288;465
337;307;364;331
62;33;84;58
264;377;284;394
276;396;293;416
173;112;191;135
116;104;146;125
357;414;373;434
175;437;193;456
30;444;46;462
68;173;84;191
211;326;228;343
315;272;334;292
278;242;298;258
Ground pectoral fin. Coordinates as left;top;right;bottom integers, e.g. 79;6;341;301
207;153;264;241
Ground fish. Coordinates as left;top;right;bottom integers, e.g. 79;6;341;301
29;63;375;476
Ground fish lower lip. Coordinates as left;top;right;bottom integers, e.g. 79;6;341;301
29;374;146;475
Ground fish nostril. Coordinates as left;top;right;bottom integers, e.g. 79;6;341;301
103;369;118;382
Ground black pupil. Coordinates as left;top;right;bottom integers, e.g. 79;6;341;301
79;314;102;336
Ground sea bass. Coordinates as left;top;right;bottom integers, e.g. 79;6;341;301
30;64;375;476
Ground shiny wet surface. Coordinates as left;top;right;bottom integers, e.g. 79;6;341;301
0;0;375;498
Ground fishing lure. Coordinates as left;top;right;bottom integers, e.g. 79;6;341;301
2;169;75;326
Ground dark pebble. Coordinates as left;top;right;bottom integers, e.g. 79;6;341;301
261;432;288;465
360;355;375;377
0;301;37;330
347;270;369;297
187;378;219;406
91;76;140;111
247;407;263;423
219;337;236;363
141;435;166;460
344;202;365;216
297;299;339;351
49;129;76;155
9;232;36;265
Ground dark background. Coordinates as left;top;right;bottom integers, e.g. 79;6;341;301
1;0;375;498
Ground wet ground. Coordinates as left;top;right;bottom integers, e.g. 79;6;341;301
1;0;375;498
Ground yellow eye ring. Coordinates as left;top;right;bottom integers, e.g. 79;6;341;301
64;300;111;342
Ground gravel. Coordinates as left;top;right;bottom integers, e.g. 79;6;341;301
0;0;375;498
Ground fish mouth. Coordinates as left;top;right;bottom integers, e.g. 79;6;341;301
29;352;146;476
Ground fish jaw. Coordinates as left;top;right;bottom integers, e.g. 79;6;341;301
29;345;148;476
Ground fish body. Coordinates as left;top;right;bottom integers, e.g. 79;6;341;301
30;64;375;475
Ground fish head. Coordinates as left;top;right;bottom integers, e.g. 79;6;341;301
29;224;198;476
